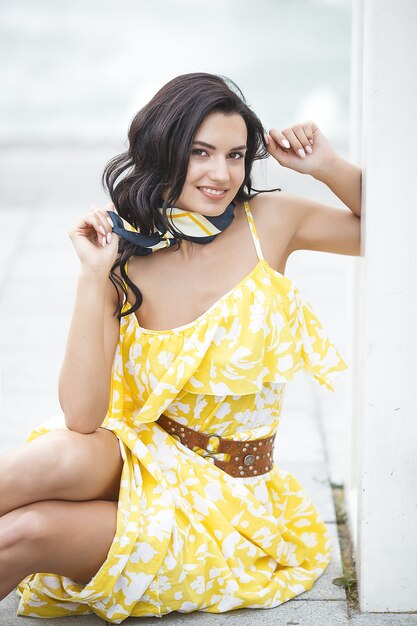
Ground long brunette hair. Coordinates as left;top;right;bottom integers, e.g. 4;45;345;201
102;72;270;317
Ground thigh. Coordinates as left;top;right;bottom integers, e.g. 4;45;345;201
7;499;118;584
1;427;123;516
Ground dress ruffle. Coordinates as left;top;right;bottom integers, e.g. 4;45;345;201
109;262;347;430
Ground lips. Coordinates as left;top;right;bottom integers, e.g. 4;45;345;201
198;187;227;195
197;186;228;199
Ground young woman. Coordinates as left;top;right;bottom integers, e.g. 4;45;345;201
0;72;360;622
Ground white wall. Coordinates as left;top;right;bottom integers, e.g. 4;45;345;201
349;0;417;611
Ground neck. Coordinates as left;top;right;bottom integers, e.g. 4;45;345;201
177;239;195;262
161;232;216;263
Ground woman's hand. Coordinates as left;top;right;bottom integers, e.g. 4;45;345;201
68;202;119;274
265;121;337;179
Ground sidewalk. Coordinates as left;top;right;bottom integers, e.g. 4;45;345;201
0;147;415;625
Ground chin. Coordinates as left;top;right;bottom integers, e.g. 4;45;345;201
177;188;237;214
195;194;236;214
202;204;230;217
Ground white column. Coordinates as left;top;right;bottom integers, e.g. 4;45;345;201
345;0;364;554
349;0;417;612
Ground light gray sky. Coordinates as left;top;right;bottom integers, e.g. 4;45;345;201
0;0;352;145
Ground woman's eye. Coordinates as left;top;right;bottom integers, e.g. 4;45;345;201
229;152;244;160
191;148;208;157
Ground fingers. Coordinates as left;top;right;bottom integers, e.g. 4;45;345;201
90;203;115;248
69;203;116;249
268;121;317;159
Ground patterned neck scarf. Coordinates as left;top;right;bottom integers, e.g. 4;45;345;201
107;202;235;256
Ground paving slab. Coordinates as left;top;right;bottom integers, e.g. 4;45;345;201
280;462;336;523
349;612;417;625
297;522;346;601
124;600;351;625
276;407;326;464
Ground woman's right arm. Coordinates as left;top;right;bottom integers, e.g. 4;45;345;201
58;204;121;434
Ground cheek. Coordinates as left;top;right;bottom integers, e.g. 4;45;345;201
232;163;246;186
184;161;203;186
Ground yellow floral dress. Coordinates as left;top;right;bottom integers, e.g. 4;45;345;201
17;201;348;623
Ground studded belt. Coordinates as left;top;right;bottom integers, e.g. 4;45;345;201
156;414;276;477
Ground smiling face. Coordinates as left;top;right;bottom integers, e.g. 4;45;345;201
174;111;248;215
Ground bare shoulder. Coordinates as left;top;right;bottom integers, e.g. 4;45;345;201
249;190;300;231
247;191;300;253
243;191;299;272
249;190;361;256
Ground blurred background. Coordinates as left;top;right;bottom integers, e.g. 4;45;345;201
0;0;354;486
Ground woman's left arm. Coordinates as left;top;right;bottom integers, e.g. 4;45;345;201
266;121;361;255
313;152;361;217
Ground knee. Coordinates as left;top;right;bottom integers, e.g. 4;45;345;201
30;429;93;481
0;504;53;552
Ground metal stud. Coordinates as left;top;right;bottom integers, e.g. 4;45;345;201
243;454;255;466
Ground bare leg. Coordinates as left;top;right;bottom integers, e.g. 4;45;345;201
0;499;118;600
0;428;123;517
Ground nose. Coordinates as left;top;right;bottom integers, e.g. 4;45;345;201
208;156;230;184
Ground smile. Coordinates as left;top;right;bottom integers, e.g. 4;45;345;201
198;187;228;198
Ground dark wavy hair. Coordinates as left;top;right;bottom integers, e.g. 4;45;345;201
102;72;274;318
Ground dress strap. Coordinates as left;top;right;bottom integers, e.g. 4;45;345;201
243;200;265;262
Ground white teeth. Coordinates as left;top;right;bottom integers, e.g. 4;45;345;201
199;187;225;196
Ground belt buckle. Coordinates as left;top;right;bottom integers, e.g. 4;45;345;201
202;453;219;466
204;433;222;454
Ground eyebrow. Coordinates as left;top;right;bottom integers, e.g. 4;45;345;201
192;140;247;151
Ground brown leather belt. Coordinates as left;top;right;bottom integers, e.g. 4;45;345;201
156;414;276;477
